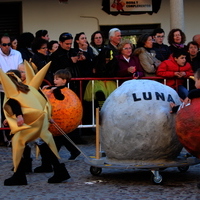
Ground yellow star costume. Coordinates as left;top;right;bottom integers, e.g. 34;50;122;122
0;61;60;172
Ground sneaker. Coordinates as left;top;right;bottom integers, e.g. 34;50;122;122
68;151;81;160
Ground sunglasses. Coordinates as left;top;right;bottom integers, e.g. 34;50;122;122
1;43;11;47
61;33;72;39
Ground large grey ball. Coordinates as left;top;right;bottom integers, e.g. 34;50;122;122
100;80;182;163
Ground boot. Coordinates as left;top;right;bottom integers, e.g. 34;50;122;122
4;158;27;186
48;163;70;183
34;143;53;173
24;158;32;173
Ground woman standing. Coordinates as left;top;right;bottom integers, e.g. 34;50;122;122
134;34;161;77
31;38;50;71
73;32;95;77
90;31;106;56
168;28;187;53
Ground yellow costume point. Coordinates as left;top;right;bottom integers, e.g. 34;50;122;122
0;62;59;172
189;76;195;80
23;60;35;85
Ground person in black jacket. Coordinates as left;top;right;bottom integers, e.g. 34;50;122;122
49;32;80;85
152;28;171;61
49;32;87;144
31;38;50;71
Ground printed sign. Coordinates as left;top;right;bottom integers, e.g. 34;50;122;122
110;0;152;12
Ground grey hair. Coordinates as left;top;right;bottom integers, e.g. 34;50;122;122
109;28;121;40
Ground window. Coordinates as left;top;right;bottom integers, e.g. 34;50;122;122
0;2;22;37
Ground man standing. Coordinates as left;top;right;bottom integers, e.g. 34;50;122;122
0;35;23;72
49;32;80;84
106;28;122;56
0;35;23;146
49;32;87;145
152;28;171;61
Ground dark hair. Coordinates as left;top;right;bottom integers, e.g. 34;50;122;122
172;49;187;58
152;28;165;36
54;69;71;83
7;69;21;79
31;38;48;53
59;32;73;42
73;32;87;49
0;35;10;43
6;70;30;93
186;41;199;51
10;36;17;42
168;28;186;45
17;32;35;49
195;68;200;79
90;31;105;47
35;30;48;38
47;40;58;50
136;34;152;48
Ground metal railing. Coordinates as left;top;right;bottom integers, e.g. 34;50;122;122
0;76;193;130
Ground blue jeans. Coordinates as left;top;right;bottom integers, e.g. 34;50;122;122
178;85;188;100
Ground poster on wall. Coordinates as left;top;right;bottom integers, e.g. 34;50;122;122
102;0;161;16
110;0;152;12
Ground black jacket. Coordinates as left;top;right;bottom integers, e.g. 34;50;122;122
50;46;80;80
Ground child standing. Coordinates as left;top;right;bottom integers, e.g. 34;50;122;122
34;69;81;173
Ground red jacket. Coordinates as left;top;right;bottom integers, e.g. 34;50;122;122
156;57;194;89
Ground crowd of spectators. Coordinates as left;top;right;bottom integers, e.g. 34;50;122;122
0;27;200;146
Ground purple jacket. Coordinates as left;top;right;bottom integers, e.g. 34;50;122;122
116;54;144;77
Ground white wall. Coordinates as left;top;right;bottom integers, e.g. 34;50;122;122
1;0;200;44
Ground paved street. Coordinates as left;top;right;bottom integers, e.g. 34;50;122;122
0;135;200;200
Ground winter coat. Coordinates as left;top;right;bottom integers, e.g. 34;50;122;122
133;47;161;77
156;57;194;89
116;54;144;77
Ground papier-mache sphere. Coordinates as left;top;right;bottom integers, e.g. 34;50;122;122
176;98;200;158
100;80;182;162
43;87;83;136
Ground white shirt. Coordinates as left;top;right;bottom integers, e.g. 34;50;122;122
0;48;23;72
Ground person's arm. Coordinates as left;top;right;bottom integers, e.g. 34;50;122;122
156;61;175;78
7;98;24;126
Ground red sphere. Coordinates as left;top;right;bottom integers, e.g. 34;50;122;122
176;98;200;158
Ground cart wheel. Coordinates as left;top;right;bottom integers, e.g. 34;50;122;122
151;174;163;185
90;166;102;176
178;166;189;172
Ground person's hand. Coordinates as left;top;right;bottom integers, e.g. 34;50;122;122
50;87;57;92
170;102;176;113
128;66;136;73
179;71;186;77
183;97;191;105
71;56;79;63
81;43;88;51
174;72;182;78
42;85;49;90
3;119;9;127
78;53;86;61
16;115;24;126
49;118;54;124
